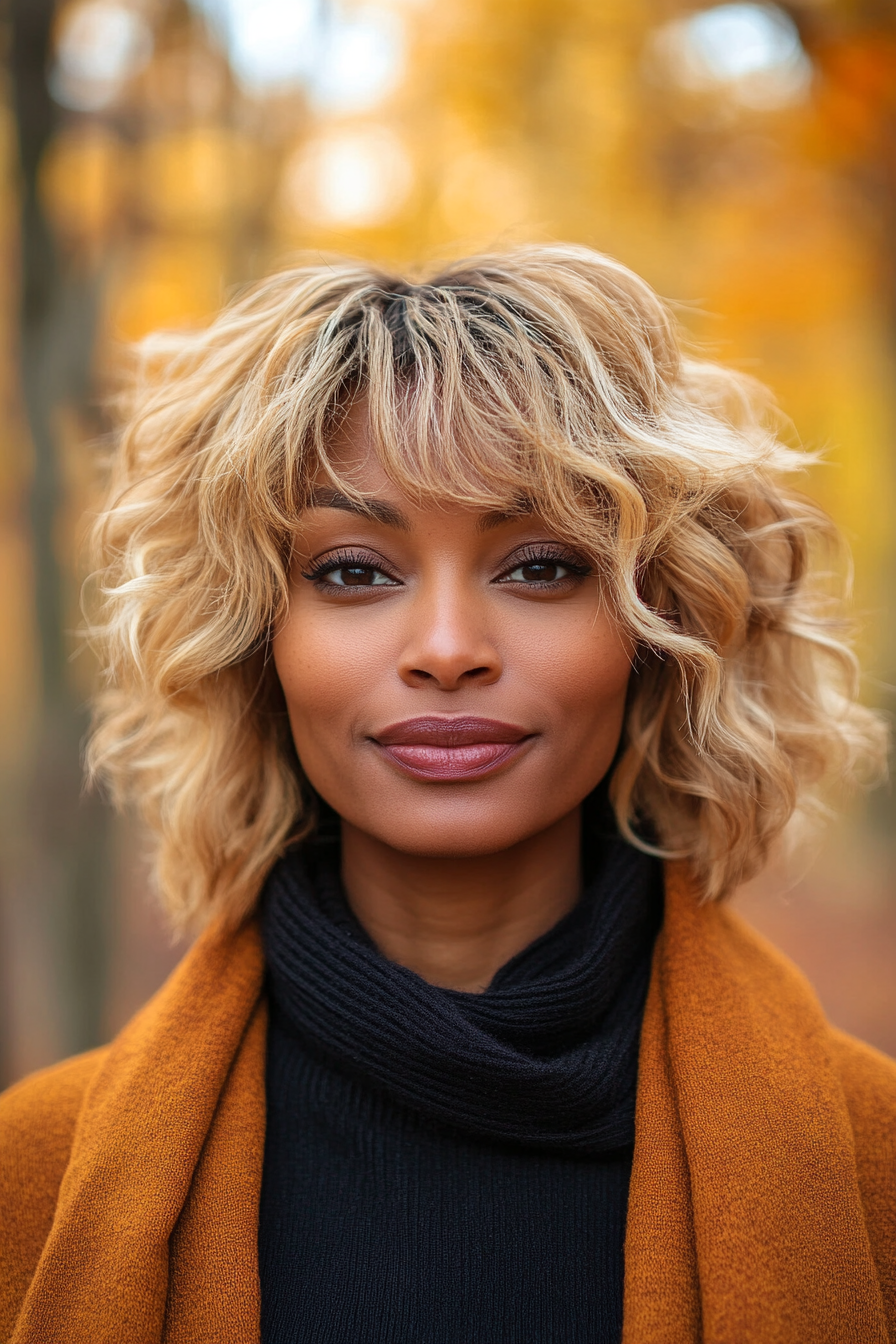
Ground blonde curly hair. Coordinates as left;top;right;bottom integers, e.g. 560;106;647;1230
86;245;887;929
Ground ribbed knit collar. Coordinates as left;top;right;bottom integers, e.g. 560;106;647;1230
261;804;662;1155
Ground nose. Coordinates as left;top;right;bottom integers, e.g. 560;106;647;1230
397;586;502;691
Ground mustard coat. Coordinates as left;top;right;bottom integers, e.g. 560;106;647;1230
1;865;894;1343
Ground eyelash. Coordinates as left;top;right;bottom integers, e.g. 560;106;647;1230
301;546;591;590
301;549;400;588
498;545;591;586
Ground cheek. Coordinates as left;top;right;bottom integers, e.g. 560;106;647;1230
272;604;393;743
273;613;342;735
515;607;633;729
548;619;633;796
571;627;632;717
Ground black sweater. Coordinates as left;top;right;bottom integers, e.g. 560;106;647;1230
259;819;661;1343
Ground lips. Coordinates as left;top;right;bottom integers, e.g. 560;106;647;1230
371;716;533;782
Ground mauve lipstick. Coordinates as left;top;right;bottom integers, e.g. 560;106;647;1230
371;716;533;782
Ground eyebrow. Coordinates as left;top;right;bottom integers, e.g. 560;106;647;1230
477;508;533;532
305;488;533;534
306;487;411;531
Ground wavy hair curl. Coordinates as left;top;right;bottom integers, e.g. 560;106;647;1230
86;245;887;928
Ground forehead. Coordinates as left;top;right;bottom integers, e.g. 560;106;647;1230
320;398;393;496
316;394;519;511
308;399;537;533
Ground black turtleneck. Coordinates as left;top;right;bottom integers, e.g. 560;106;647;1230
258;809;662;1344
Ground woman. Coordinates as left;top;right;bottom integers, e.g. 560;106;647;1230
1;246;893;1344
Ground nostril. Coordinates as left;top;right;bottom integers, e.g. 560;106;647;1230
399;652;502;689
406;665;494;687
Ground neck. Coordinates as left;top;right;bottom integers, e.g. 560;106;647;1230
340;809;582;993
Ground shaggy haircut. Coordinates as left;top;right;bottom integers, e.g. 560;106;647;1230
87;245;886;929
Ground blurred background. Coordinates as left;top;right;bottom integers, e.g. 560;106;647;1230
0;0;894;1084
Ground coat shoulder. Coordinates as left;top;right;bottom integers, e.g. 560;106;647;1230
830;1029;896;1334
0;1049;108;1333
829;1027;896;1167
832;1027;896;1116
0;1046;108;1162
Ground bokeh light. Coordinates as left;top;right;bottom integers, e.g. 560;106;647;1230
660;4;813;108
50;0;154;110
193;0;404;107
281;125;412;226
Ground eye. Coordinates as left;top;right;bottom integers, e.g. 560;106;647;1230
497;548;590;587
503;560;573;584
301;552;401;590
323;564;396;588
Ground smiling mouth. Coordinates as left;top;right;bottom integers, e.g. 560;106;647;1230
371;716;534;782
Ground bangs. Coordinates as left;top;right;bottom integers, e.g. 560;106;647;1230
279;275;658;583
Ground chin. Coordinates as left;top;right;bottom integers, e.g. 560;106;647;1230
361;812;545;860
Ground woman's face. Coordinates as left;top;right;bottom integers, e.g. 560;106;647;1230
273;404;634;859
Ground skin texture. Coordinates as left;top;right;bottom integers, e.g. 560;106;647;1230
273;403;635;991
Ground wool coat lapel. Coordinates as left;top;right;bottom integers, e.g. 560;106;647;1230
163;997;266;1343
623;864;892;1344
7;919;266;1344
